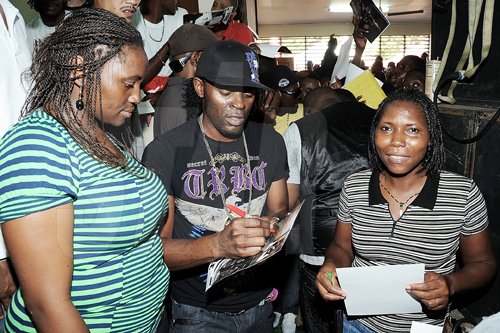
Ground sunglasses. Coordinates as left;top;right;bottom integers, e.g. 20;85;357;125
169;54;192;73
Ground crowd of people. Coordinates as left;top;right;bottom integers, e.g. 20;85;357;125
0;1;497;333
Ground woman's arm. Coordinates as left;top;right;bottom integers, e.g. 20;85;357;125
315;221;354;301
408;228;497;311
3;203;89;333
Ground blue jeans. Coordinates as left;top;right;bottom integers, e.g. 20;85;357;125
343;315;376;333
170;301;273;333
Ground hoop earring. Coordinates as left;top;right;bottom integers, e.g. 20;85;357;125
76;86;84;111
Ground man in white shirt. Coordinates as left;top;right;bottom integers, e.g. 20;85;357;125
26;0;68;54
131;0;187;150
0;0;32;321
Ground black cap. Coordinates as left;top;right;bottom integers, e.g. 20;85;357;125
195;40;270;90
260;65;298;90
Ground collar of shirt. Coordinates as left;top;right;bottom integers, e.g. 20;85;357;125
368;170;439;210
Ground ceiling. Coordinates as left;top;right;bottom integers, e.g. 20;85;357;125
256;0;432;25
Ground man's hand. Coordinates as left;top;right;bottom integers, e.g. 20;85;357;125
0;260;17;319
352;15;369;50
215;217;271;259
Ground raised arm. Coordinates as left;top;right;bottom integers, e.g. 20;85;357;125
2;203;89;333
351;15;369;68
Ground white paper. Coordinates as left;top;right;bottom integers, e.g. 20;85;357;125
336;263;424;316
410;321;443;333
331;36;353;82
137;100;155;115
344;63;383;87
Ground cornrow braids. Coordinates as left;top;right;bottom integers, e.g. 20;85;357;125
368;87;445;178
23;8;144;167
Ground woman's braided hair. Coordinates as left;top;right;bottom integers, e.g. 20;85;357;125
368;87;445;178
23;8;144;167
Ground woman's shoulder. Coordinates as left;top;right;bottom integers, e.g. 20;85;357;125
1;111;73;149
438;170;475;187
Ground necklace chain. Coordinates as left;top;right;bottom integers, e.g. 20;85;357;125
198;115;252;217
379;179;419;217
142;16;165;43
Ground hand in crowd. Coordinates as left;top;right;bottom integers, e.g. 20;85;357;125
0;260;17;319
315;261;346;301
352;15;369;50
216;216;272;259
406;271;451;311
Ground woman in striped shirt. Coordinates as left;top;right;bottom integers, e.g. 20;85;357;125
315;88;496;332
0;9;169;332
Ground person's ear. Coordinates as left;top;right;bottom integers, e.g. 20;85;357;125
190;51;202;68
193;77;205;98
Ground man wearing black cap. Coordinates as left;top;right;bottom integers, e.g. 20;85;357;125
153;23;217;137
261;65;302;135
143;40;289;332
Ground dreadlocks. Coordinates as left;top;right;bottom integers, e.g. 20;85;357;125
368;87;445;178
23;8;143;167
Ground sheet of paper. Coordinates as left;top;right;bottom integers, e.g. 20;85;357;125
343;68;386;109
137;100;155;115
336;263;424;316
410;321;443;333
331;36;353;82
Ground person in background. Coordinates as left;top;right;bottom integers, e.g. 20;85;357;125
316;88;496;332
211;0;256;45
402;69;426;92
65;0;89;10
93;0;140;23
153;23;217;137
132;0;187;101
0;1;31;325
303;87;356;116
143;40;288;333
298;72;320;103
26;0;68;54
261;65;302;135
0;9;169;332
130;0;187;153
259;88;281;127
284;96;375;333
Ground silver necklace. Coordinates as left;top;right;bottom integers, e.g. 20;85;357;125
142;15;165;43
198;115;252;217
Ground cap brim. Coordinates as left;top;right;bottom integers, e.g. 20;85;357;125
201;77;272;91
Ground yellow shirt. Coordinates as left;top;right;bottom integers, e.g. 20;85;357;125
274;103;304;135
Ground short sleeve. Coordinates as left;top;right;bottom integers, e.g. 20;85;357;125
283;123;301;184
142;136;175;195
269;129;289;183
462;180;489;235
337;177;353;224
0;119;79;223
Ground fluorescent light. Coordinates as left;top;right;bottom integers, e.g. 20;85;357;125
328;4;389;13
328;5;352;13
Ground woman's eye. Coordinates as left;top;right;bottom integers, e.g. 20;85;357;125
124;82;134;88
244;93;255;98
408;127;419;134
380;125;391;131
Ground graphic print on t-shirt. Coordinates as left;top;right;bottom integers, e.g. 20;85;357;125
176;151;269;233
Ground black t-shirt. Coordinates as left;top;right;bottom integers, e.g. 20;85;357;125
143;118;288;312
